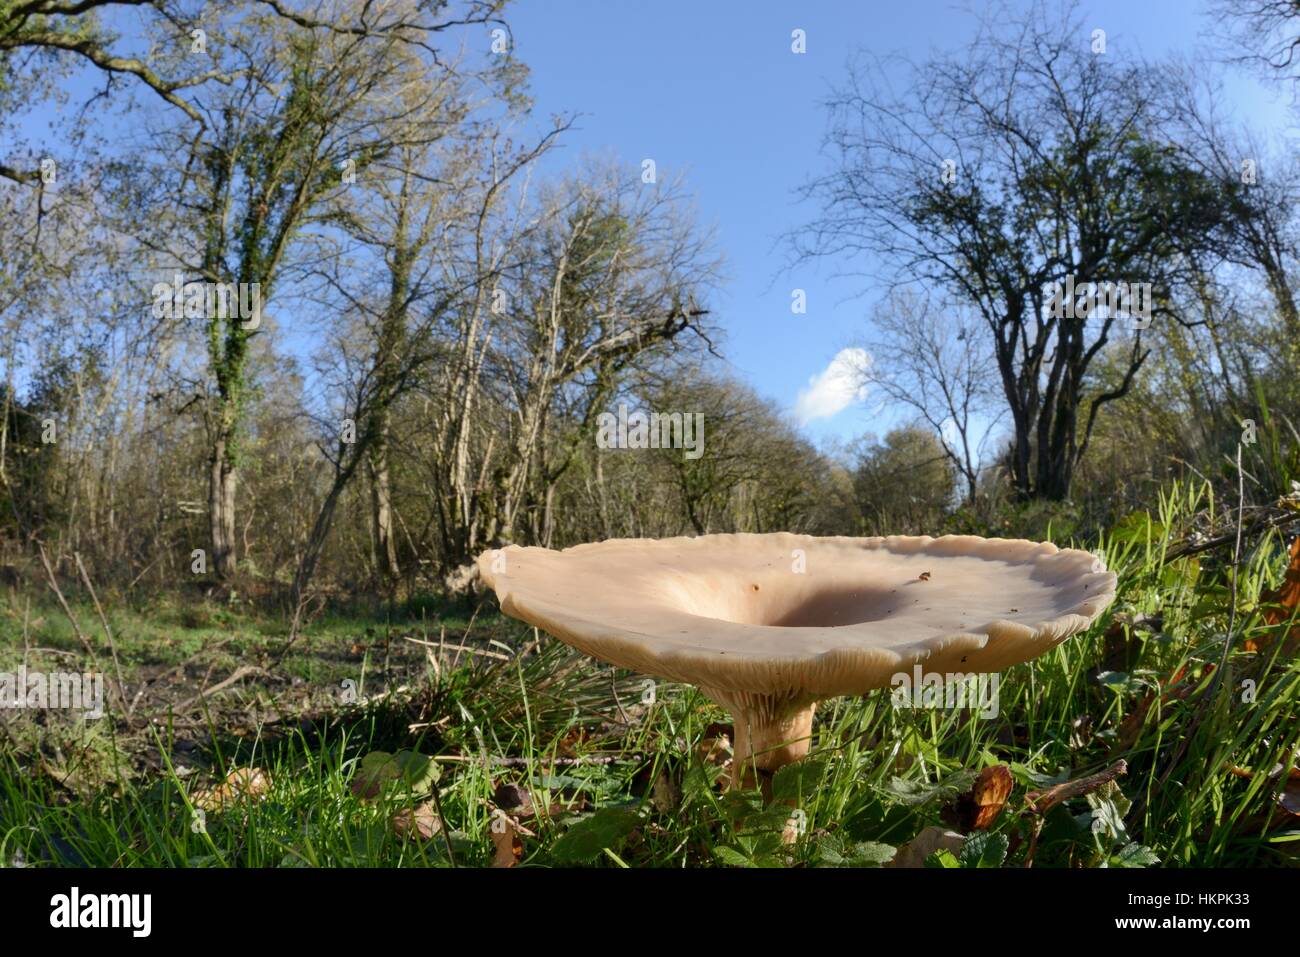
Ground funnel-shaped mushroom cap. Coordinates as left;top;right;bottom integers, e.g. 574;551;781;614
479;533;1116;699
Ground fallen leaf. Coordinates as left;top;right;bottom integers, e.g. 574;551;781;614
390;803;441;841
489;811;523;867
492;781;576;820
650;768;682;812
888;826;965;868
1250;536;1300;655
227;767;271;796
556;727;592;757
948;764;1014;832
693;725;734;788
192;766;271;811
1279;778;1300;817
1097;612;1163;674
697;729;732;766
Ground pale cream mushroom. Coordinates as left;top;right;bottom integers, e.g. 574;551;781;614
478;533;1116;790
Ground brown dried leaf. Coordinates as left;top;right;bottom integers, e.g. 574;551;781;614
697;726;732;766
227;767;272;797
1250;537;1300;655
1278;779;1300;818
650;768;682;813
888;826;965;868
489;811;523;868
390;803;442;841
946;764;1013;832
192;766;271;812
1113;696;1154;754
970;764;1013;830
1111;665;1203;757
556;727;592;757
491;781;576;821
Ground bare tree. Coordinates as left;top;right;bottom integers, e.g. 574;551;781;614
459;162;719;559
1163;65;1300;340
1208;0;1300;86
289;113;571;604
793;2;1234;500
120;1;505;579
857;290;999;505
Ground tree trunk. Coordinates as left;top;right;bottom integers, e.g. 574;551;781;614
368;414;399;580
291;452;364;608
1010;407;1033;500
209;435;237;578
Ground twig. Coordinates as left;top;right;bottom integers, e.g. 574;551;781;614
1212;443;1248;698
1162;507;1300;563
450;601;487;670
129;637;235;714
74;552;131;717
1022;760;1128;868
36;544;99;667
21;596;30;670
272;590;324;668
1153;444;1248;795
611;667;632;727
125;556;160;591
435;754;644;767
400;635;511;661
1025;760;1129;815
171;665;263;714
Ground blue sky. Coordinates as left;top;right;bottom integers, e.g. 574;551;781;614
10;0;1291;449
501;0;1291;447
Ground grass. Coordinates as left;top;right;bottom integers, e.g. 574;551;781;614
0;481;1298;868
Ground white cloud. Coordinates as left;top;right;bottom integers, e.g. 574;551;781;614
794;348;870;424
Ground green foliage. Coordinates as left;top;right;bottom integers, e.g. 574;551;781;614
853;426;957;534
960;831;1009;868
550;807;644;865
878;770;977;807
813;834;896;867
0;478;1298;867
351;750;440;799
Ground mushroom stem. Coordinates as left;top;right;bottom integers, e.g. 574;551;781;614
703;688;818;792
732;704;817;791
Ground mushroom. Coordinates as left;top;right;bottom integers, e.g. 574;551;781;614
477;533;1116;790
